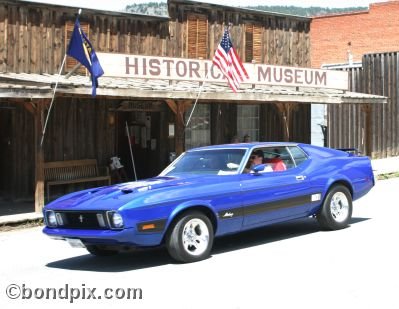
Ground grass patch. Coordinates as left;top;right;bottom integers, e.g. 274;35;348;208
0;218;43;232
377;172;399;180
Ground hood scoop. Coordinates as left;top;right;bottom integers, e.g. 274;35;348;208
120;185;151;194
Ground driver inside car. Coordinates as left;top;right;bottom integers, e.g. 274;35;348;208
244;149;273;173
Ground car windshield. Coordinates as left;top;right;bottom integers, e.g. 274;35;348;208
160;149;247;176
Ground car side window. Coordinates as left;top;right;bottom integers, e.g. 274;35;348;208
263;147;295;171
288;146;308;167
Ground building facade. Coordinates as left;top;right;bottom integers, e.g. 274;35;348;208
310;0;399;158
311;1;399;68
0;0;385;211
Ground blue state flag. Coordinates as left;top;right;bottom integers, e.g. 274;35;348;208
67;19;104;96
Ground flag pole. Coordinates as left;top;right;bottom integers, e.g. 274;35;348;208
40;8;82;147
40;54;67;147
185;72;208;128
125;121;138;181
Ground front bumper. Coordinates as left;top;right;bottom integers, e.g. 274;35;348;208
42;227;164;247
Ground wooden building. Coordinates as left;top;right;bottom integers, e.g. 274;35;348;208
327;52;399;158
0;0;386;212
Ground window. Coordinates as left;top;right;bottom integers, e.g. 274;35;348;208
185;104;210;150
263;146;294;171
161;149;246;176
288;146;308;167
237;105;259;142
245;24;262;63
65;20;90;74
187;13;208;59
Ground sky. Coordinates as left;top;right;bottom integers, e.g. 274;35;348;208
23;0;390;12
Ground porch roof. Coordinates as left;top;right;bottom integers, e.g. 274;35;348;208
0;72;387;105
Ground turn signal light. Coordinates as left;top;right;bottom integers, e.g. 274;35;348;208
141;223;156;230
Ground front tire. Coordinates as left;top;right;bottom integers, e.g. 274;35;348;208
317;185;353;230
166;211;214;263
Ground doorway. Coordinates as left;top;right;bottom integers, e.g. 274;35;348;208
0;104;35;215
116;111;162;180
0;108;13;199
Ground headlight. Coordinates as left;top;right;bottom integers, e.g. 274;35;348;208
107;211;124;229
46;210;57;227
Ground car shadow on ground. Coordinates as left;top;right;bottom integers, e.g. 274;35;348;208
46;217;369;272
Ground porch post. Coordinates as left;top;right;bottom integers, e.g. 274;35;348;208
34;100;47;212
275;102;293;142
362;104;372;157
166;100;191;156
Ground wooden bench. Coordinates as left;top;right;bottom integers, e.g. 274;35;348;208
44;159;111;201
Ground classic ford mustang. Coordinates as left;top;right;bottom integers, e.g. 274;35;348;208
43;142;374;263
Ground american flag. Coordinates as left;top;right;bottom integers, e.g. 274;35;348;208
212;29;249;92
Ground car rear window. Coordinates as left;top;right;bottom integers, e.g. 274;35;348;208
288;146;308;167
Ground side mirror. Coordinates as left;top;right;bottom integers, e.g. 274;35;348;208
251;164;267;174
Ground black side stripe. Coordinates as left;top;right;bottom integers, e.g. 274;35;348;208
218;194;316;220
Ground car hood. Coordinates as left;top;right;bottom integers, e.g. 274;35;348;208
44;175;209;211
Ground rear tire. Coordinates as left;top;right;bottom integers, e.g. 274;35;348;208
166;211;214;263
86;245;119;256
317;185;353;230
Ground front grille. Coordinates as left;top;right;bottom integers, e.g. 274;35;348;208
55;211;108;229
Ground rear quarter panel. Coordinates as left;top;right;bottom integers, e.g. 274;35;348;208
300;145;374;213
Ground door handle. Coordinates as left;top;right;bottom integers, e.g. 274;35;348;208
296;175;306;181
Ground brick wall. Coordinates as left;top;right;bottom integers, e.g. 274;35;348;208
311;1;399;68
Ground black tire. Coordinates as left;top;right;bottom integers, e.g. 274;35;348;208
317;185;353;230
166;211;214;263
86;245;119;257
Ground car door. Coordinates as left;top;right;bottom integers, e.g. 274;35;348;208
241;146;314;228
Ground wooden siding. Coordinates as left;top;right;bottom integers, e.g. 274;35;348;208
0;0;311;72
0;99;117;199
168;0;311;66
260;103;311;143
43;98;116;164
328;52;399;158
0;1;170;74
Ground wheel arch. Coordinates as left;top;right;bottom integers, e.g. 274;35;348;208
162;205;218;244
327;179;354;198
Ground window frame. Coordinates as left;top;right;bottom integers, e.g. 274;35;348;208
184;104;211;150
244;23;263;63
186;13;208;59
237;104;260;142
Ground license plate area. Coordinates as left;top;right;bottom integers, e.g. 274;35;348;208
66;238;86;248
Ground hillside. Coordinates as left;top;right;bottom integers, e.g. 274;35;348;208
124;2;367;17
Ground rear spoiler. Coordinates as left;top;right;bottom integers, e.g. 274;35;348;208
336;148;362;156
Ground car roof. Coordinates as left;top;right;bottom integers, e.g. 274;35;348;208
188;142;300;152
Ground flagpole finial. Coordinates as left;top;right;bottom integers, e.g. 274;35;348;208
78;8;82;16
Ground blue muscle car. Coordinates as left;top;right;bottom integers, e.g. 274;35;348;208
43;143;374;263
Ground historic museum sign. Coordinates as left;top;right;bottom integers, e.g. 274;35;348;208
97;53;348;90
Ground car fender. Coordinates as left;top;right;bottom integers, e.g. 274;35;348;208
323;174;354;198
164;200;218;233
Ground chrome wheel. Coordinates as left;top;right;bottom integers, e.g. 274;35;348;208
166;211;214;262
182;218;210;256
317;185;353;230
330;192;349;223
